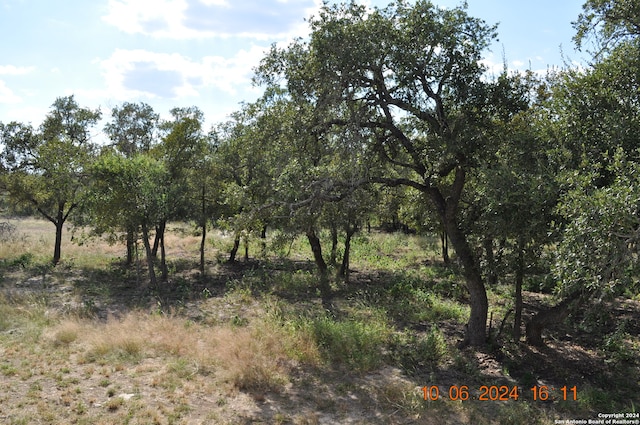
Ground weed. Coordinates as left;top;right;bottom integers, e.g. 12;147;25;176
390;326;449;374
299;314;392;372
374;380;427;417
1;362;18;377
74;401;87;415
577;385;617;412
105;396;125;411
601;321;636;365
51;321;80;347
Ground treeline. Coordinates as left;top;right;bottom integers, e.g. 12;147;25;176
1;0;639;349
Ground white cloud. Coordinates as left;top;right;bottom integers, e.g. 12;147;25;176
0;65;35;75
102;0;319;40
0;80;22;104
95;46;267;100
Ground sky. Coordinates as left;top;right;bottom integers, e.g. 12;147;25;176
0;0;588;135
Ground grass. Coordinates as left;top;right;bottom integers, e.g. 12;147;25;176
0;218;638;423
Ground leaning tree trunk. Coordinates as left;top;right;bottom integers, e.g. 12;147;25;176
151;220;166;259
306;227;331;301
446;221;488;347
431;167;488;347
228;234;240;263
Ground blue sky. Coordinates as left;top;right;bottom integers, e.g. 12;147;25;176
0;0;587;134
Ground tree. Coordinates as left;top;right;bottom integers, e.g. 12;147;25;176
104;102;159;157
255;1;531;346
471;76;560;340
154;107;208;279
0;95;101;265
103;102;160;264
525;1;640;345
87;152;169;287
184;131;221;275
574;0;640;53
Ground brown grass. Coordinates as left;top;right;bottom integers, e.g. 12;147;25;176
51;311;319;392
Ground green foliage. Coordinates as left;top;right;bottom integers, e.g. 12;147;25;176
104;102;159;157
0;252;34;270
0;96;101;263
87;152;169;233
553;149;640;296
601;321;637;365
367;271;468;324
294;314;392;372
573;0;640;52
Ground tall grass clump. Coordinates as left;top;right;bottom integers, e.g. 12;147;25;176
390;326;449;374
292;313;393;372
384;277;468;324
0;293;16;332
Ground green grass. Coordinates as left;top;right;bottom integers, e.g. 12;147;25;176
390;326;449;374
290;312;393;372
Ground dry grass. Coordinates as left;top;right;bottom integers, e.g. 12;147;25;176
0;217;122;267
51;311;319;392
1;217;637;424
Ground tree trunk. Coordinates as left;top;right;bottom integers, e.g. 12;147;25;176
53;218;63;266
483;237;498;286
260;225;267;258
126;228;135;266
152;227;160;259
441;228;449;265
338;224;356;283
329;224;338;266
228;234;240;263
430;167;488;347
513;237;525;340
160;229;168;282
141;224;157;288
244;237;249;261
443;201;489;346
152;221;166;259
447;222;488;346
306;228;328;273
306;228;331;300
